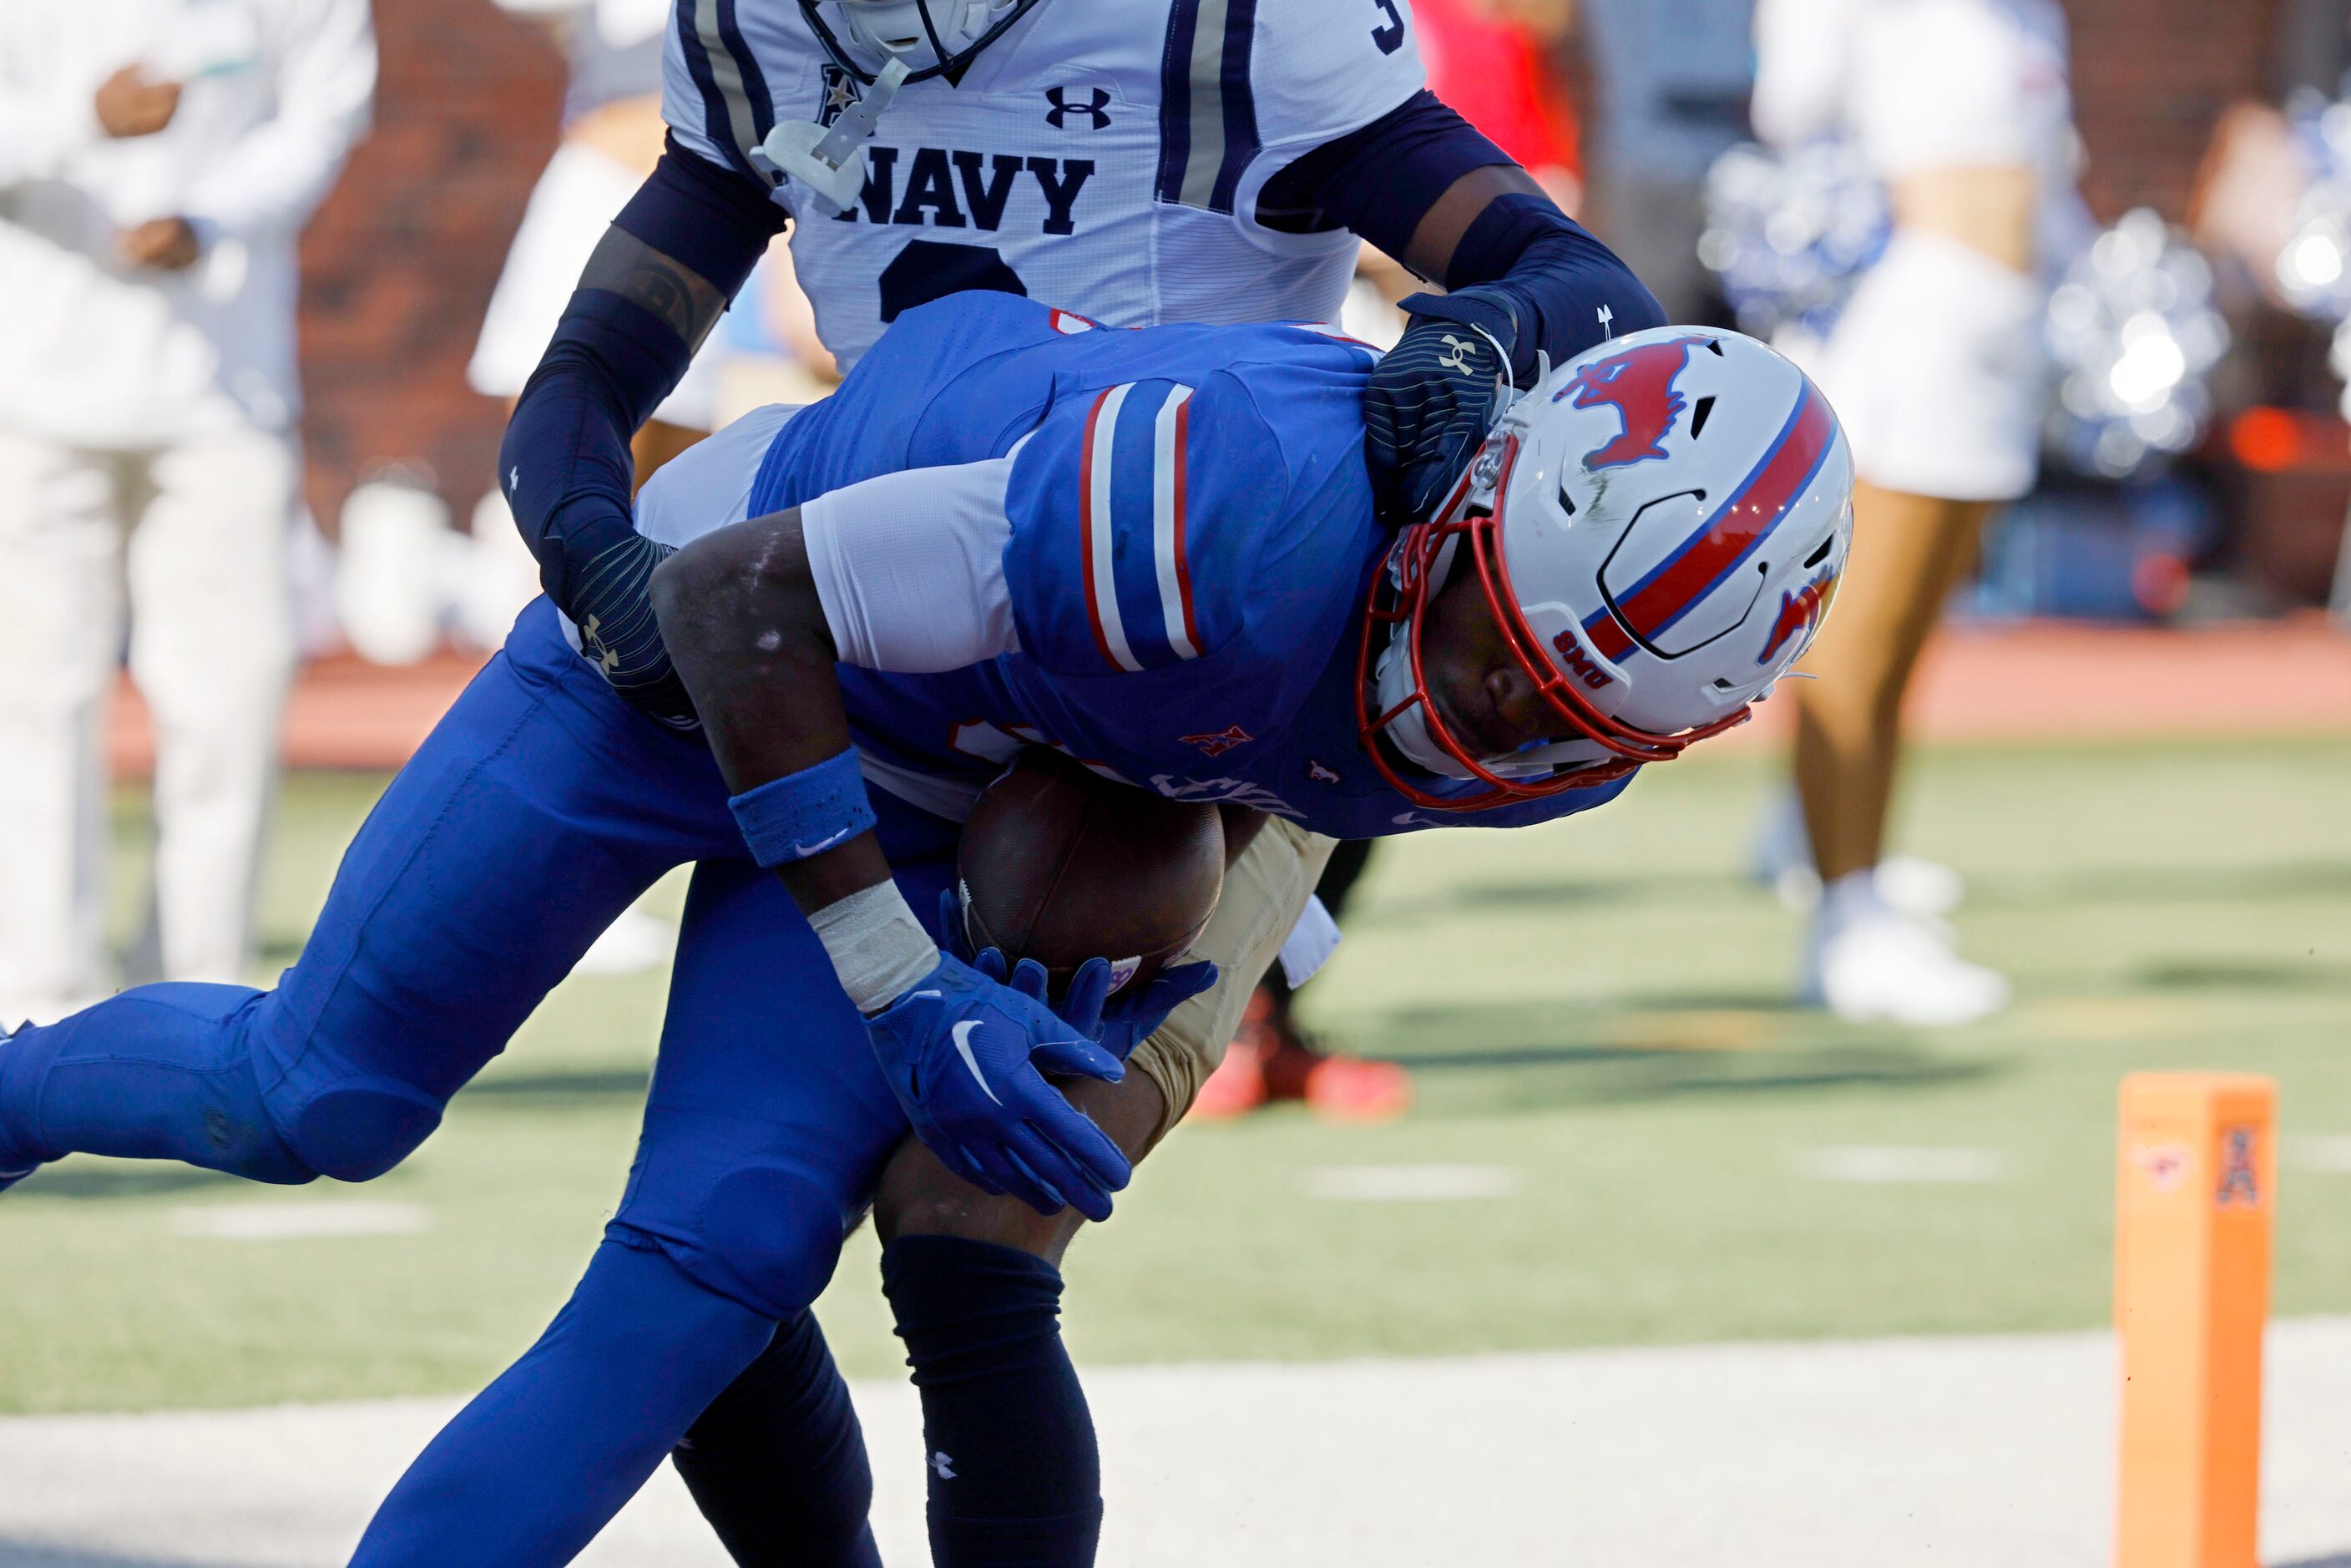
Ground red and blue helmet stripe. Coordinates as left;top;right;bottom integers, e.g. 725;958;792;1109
1580;383;1835;661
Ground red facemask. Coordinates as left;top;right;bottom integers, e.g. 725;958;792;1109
1352;434;1752;812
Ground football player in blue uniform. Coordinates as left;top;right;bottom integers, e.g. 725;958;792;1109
0;295;1852;1561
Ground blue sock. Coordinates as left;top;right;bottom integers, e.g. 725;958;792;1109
351;1237;776;1567
0;984;310;1183
882;1235;1102;1568
672;1310;882;1567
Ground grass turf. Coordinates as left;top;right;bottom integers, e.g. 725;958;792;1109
2;737;2348;1413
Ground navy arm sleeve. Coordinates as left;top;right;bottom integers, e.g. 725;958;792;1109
1262;90;1664;522
498;135;786;725
1262;89;1663;377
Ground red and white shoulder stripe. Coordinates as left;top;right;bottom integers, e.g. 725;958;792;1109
1077;380;1203;673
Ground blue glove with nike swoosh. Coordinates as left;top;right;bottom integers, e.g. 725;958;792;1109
936;890;1221;1061
865;950;1133;1220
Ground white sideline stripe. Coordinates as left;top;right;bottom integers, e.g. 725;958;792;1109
1799;1146;2005;1185
1150;384;1198;660
8;1323;2351;1566
1085;382;1140;672
2290;1135;2351;1172
1305;1164;1520;1201
169;1201;432;1241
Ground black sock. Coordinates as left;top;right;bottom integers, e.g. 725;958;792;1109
882;1234;1102;1568
671;1310;882;1568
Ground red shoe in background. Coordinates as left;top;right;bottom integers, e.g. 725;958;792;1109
1254;986;1416;1124
1299;1052;1414;1123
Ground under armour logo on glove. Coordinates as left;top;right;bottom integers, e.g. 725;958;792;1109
1364;286;1522;527
572;531;700;729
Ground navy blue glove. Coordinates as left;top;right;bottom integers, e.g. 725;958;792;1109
865;949;1131;1220
1363;286;1522;526
937;890;1219;1061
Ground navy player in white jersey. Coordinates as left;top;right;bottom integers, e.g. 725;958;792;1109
2;300;1853;1563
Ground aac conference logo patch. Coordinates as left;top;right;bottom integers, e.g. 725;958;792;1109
2215;1127;2262;1208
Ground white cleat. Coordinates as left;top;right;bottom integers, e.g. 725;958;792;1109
1873;854;1965;918
1803;875;2008;1027
1750;794;1966;917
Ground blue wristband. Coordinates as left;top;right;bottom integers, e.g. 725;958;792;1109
728;750;878;867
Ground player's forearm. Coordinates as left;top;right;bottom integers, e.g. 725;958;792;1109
650;511;891;913
502;139;782;711
1278;91;1664;379
1406;173;1665;380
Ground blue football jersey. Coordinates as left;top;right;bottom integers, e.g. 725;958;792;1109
740;292;1632;838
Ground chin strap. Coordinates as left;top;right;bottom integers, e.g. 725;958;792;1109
752;56;911;216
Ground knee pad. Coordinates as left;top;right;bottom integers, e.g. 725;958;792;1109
700;1166;851;1317
276;1075;447;1183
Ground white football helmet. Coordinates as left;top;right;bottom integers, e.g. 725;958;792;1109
799;0;1037;80
1359;325;1856;810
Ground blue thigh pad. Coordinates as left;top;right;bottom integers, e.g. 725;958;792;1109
246;599;751;1178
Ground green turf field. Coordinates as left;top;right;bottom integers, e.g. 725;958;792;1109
4;736;2349;1414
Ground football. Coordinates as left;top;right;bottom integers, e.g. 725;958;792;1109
956;748;1226;997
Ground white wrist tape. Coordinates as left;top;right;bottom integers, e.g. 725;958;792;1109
809;881;941;1014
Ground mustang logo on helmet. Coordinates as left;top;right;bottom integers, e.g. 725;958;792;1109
1758;567;1842;664
1556;333;1715;470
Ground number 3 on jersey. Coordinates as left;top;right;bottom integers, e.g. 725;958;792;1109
1369;0;1406;54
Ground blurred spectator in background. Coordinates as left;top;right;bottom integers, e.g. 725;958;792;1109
0;0;376;1025
1752;0;2078;1025
1574;0;1755;322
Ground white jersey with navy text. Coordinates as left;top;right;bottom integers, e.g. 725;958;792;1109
664;0;1428;367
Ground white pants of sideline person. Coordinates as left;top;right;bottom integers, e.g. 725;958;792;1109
0;425;298;1023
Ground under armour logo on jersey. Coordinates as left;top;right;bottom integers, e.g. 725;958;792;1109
1182;725;1252;758
1556;333;1715;470
1436;333;1477;374
1044;86;1111;129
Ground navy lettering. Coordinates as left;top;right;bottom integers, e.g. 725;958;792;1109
892;146;968;228
1026;156;1094;236
952;150;1023;232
